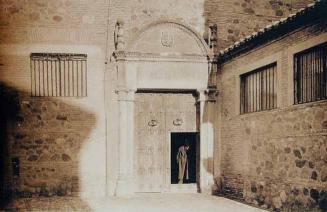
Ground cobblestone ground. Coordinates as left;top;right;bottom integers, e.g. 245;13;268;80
4;194;266;212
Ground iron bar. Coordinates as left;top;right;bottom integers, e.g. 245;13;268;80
30;53;87;97
240;62;277;113
294;42;326;104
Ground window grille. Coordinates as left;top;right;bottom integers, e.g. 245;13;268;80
30;53;87;97
294;43;327;104
240;62;277;114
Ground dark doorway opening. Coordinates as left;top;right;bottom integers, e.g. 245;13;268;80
171;132;197;184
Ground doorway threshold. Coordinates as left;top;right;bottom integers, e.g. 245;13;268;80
167;183;198;193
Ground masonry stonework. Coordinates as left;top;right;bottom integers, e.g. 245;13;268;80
0;0;325;211
8;95;96;197
0;0;109;200
216;20;327;211
203;0;315;50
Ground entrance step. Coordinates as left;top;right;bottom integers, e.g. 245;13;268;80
168;183;198;193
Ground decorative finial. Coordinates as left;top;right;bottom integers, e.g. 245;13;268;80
208;24;218;53
115;19;125;50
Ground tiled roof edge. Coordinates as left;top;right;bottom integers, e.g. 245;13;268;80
217;0;326;63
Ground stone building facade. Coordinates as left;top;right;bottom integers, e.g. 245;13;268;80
215;1;327;211
217;3;327;210
0;0;325;211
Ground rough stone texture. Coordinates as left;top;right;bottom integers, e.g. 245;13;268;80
202;0;315;51
0;0;319;206
0;0;108;200
1;89;96;198
216;21;327;211
108;0;314;53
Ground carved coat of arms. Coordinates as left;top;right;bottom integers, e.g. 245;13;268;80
161;31;174;47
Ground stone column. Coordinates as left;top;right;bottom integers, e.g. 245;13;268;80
197;90;214;193
115;89;135;197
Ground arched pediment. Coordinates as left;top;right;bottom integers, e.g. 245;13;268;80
128;20;209;56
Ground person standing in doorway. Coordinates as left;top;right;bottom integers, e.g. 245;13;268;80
176;142;189;184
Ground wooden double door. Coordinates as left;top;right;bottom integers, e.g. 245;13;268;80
134;92;197;192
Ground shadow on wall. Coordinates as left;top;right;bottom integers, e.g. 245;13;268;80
0;83;19;207
0;83;96;209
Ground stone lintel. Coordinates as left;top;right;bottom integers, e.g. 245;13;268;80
113;51;208;63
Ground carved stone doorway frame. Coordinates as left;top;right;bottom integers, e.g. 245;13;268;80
111;20;215;196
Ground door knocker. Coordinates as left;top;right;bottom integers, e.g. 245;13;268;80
173;118;183;126
148;119;158;127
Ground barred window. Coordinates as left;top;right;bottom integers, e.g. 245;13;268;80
30;53;87;97
294;43;327;104
240;63;277;114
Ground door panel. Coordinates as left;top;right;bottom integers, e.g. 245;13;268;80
135;93;165;192
165;94;196;132
134;92;196;192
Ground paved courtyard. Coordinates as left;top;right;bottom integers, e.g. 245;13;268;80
4;194;266;212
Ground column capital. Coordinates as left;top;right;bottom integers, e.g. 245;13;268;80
196;89;207;102
196;88;219;103
115;89;136;101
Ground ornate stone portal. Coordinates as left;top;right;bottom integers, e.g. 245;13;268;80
113;20;214;196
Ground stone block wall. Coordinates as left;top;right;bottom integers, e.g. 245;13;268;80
0;0;318;203
108;0;314;52
203;0;315;51
216;21;327;211
105;2;316;195
4;90;96;197
0;0;108;201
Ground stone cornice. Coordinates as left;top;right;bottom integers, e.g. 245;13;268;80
113;51;209;63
